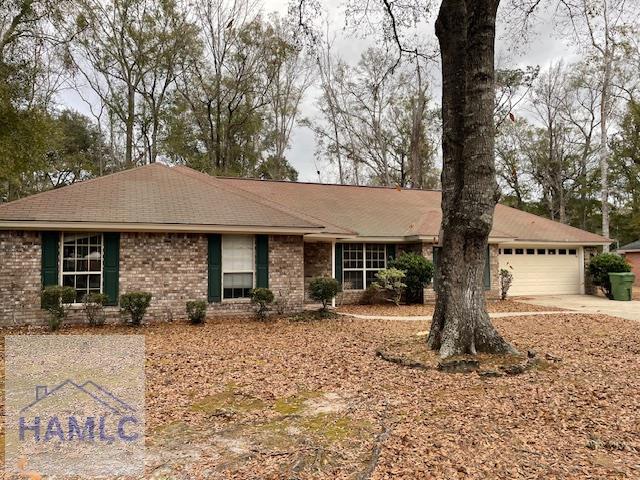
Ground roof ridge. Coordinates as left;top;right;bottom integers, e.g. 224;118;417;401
0;163;165;210
171;166;330;230
205;171;358;235
215;175;442;192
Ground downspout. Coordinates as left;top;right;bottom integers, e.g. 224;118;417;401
331;241;336;308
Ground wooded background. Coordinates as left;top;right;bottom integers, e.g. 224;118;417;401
1;0;638;246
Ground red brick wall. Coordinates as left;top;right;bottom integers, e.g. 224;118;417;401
623;252;640;286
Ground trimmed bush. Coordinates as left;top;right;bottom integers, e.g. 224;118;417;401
362;284;385;304
372;268;406;306
309;277;341;312
83;292;109;326
186;300;208;324
41;286;76;331
588;253;631;299
389;252;434;304
250;288;275;320
120;292;152;326
499;268;514;300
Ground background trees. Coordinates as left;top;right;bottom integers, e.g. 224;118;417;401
0;0;639;249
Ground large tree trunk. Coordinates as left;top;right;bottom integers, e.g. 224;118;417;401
428;0;516;358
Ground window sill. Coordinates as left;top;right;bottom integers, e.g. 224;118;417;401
220;298;252;304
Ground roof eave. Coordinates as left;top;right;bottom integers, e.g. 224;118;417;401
0;220;324;235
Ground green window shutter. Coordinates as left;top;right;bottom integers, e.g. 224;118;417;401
256;235;269;288
41;231;60;290
103;232;120;306
432;246;441;289
483;245;491;290
334;243;343;284
208;234;222;302
386;244;396;262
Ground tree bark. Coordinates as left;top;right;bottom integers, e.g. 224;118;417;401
428;0;516;358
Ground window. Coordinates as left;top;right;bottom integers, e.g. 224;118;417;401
526;249;535;255
342;243;387;290
548;249;556;255
503;248;513;255
569;249;577;255
537;249;546;255
222;235;254;299
61;233;103;303
515;248;524;255
559;249;567;255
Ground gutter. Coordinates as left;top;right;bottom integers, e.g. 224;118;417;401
0;221;324;235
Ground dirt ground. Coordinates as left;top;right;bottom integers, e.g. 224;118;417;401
1;312;639;479
337;299;561;316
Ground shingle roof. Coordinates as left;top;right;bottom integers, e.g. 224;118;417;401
218;176;610;244
619;239;640;252
0;164;321;231
0;164;611;244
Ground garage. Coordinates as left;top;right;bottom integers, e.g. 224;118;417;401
498;245;583;296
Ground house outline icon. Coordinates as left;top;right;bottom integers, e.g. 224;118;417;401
20;379;136;415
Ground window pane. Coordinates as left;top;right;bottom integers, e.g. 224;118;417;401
503;248;513;254
342;244;363;269
548;249;556;255
343;270;364;290
366;244;386;269
222;235;254;272
223;272;253;299
515;248;524;255
559;249;567;255
526;249;535;255
61;233;103;301
537;249;546;255
569;249;577;255
366;270;380;288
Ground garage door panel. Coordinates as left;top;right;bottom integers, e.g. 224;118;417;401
498;246;581;296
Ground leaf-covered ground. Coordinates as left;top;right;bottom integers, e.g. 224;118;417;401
337;299;561;316
1;312;639;479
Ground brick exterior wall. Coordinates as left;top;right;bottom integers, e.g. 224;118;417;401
119;233;209;321
269;235;305;312
0;231;43;325
623;252;640;286
303;242;332;302
0;231;305;326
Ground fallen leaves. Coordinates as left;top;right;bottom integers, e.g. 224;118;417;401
0;312;637;479
337;299;562;316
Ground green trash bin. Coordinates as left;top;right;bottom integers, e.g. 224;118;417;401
609;272;636;301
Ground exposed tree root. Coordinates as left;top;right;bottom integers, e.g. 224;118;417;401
375;349;429;369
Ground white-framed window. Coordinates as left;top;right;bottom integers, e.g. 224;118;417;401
60;232;104;303
342;243;387;290
222;235;255;299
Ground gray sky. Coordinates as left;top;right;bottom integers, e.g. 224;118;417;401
58;0;578;182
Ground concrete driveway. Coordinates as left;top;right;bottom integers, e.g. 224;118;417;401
516;295;640;321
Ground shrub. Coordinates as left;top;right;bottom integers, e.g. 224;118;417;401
83;292;109;326
588;253;631;299
362;284;385;304
309;277;341;311
250;288;275;320
41;286;76;331
499;268;514;300
372;268;407;306
120;292;152;326
389;252;434;304
186;300;207;324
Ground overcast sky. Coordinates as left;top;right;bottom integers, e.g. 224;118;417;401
58;0;579;182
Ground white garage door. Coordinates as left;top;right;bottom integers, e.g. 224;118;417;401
498;246;582;296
